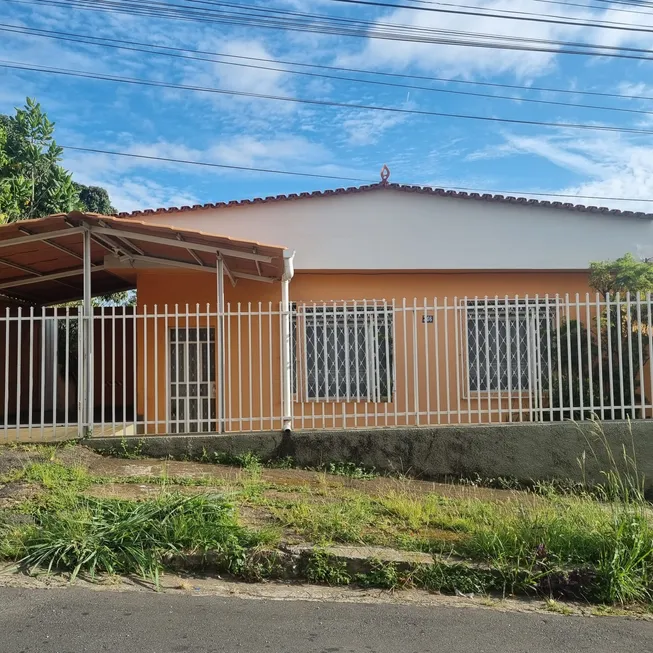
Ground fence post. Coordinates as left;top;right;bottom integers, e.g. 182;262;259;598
82;228;93;437
217;257;225;433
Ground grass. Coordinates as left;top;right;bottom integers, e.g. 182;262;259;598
319;462;378;480
1;491;272;585
1;421;652;606
545;599;574;615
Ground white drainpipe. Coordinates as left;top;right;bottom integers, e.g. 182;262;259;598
281;250;295;433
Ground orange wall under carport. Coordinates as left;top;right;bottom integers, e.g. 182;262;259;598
133;268;609;433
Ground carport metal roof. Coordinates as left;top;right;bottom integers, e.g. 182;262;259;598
0;211;287;305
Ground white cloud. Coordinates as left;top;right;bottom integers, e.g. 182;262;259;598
209;134;332;168
333;0;653;80
480;131;653;212
100;179;199;214
341;110;408;146
59;133;356;211
179;38;297;119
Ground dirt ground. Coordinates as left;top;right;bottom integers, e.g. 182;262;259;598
59;446;532;501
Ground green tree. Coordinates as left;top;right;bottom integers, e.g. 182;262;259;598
549;254;653;420
0;98;79;222
75;182;116;215
1;98;132;304
589;253;653;298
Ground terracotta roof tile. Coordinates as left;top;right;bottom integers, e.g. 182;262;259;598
115;182;653;220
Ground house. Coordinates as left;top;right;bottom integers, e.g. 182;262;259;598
0;175;651;441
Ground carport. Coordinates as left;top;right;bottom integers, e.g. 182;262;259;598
0;212;293;438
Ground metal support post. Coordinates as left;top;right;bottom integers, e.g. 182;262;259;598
82;228;94;437
216;257;226;433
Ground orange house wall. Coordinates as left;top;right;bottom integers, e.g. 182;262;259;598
135;269;600;432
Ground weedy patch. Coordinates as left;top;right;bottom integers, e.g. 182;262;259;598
2;461;95;492
1;420;652;608
304;548;352;586
107;438;145;460
545;599;575;615
3;492;269;585
356;560;407;591
321;462;379;480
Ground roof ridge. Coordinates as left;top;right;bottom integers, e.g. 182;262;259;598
115;182;653;220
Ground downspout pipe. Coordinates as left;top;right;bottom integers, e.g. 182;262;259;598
281;250;295;433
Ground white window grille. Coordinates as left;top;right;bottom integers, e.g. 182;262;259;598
466;300;551;392
296;305;393;401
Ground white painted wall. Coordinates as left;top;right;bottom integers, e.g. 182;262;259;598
131;189;653;270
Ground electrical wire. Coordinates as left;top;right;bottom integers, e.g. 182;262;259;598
319;0;653;35
7;0;653;61
5;59;653;135
3;23;653;116
400;0;653;18
3;21;651;103
62;145;653;205
62;146;370;181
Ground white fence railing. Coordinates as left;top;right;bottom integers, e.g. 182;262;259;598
1;293;651;441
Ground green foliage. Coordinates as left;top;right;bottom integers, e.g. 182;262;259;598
108;437;145;460
0;98;79;222
414;562;502;596
322;461;378;480
265;456;295;470
212;451;263;473
0;98;117;228
3;435;652;606
589;254;653;299
17;461;94;491
595;511;653;604
275;495;376;543
356;560;406;590
74;183;115;215
304;549;351;585
548;254;653;419
13;493;263;583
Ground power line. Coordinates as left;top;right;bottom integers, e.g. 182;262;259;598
191;0;653;35
323;0;653;35
62;145;370;181
3;23;653;116
5;59;653;135
8;0;653;61
410;0;653;19
514;0;653;17
4;21;650;103
62;144;653;205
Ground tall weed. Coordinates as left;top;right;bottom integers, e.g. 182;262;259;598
18;493;262;582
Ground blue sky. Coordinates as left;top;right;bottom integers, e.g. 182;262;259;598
1;0;653;213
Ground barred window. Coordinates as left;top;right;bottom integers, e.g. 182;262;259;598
466;301;550;392
296;305;393;401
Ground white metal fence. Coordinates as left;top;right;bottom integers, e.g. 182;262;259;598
1;293;651;442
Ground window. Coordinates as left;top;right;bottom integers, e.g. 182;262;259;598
466;301;550;392
296;305;393;401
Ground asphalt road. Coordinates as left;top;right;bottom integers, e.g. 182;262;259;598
1;587;652;653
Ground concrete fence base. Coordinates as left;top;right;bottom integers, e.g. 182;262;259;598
86;421;653;495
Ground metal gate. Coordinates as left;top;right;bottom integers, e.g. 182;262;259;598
169;326;216;433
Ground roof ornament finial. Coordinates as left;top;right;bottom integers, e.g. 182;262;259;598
380;164;390;185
